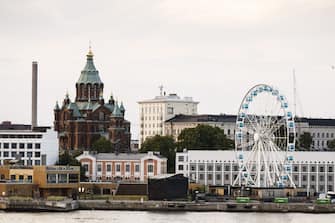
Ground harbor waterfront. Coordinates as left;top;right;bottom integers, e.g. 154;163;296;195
2;199;335;213
0;211;335;223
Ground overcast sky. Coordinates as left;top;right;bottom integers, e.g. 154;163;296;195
1;0;335;139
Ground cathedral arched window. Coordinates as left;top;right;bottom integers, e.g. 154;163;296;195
99;112;104;121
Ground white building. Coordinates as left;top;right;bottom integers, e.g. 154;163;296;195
0;121;59;166
165;115;335;151
176;150;335;194
138;92;199;145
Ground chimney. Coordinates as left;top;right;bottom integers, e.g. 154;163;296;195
32;61;38;129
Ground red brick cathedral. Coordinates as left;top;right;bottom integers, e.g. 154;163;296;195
54;48;131;153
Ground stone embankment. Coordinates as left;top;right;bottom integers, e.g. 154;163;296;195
1;199;335;213
79;200;335;213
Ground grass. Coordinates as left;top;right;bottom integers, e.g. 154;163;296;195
46;196;66;201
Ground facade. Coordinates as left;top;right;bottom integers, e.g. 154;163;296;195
138;92;199;145
54;48;131;153
0;165;80;198
165;114;335;151
165;114;236;141
176;150;335;194
0;121;58;166
76;151;167;182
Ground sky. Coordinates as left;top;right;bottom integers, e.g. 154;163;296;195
1;0;335;139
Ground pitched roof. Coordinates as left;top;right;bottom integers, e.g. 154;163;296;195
165;114;237;123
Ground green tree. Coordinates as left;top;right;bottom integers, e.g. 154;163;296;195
91;137;114;153
140;135;176;173
177;124;234;150
296;132;313;151
327;139;335;151
57;151;87;181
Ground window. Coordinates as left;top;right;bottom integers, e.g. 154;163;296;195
58;174;68;183
178;156;184;162
329;185;333;192
35;160;40;165
320;166;324;172
148;164;154;173
208;174;213;181
10;175;16;181
167;107;174;115
216;174;221;181
69;174;79;183
11;143;17;149
311;175;315;181
11;152;17;157
199;165;205;171
216;165;222;172
294;166;298;172
27;160;32;166
199;174;204;180
302;166;307;172
320;175;325;182
4;152;9;157
35;143;40;149
27;143;32;149
328;175;333;181
311;166;316;172
207;165;213;171
83;164;89;172
35;152;40;157
97;164;102;172
225;165;230;171
27;152;32;158
178;165;184;171
19;152;24;158
27;175;32;182
4;143;9;149
233;165;238;172
47;174;57;183
19;143;25;149
225;174;229;181
116;164;121;172
19;175;24;181
126;164;130;172
106;164;111;172
302;175;307;181
135;164;140;172
329;166;333;172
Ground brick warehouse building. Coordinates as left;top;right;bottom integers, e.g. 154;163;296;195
54;48;131;153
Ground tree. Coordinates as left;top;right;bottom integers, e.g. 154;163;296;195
140;135;176;173
177;124;234;151
57;151;87;181
296;132;313;151
327;139;335;151
91;137;114;153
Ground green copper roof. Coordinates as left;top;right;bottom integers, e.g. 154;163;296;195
54;101;60;110
112;101;123;117
67;103;82;117
77;51;103;84
120;101;125;112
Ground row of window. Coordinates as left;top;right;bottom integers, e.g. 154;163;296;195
85;163;154;173
141;116;164;121
47;173;79;184
141;130;163;136
141;106;164;114
0;160;41;166
0;151;40;158
0;143;41;149
0;134;42;139
141;123;163;128
186;164;334;173
312;132;335;139
192;173;335;184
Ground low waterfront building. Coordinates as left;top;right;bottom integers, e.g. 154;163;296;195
0;121;58;166
176;150;335;194
0;165;80;198
76;151;167;182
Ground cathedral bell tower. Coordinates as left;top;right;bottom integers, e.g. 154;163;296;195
75;47;104;102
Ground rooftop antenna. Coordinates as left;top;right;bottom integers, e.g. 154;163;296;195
159;85;163;96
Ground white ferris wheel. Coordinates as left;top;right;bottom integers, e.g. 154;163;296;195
233;84;296;188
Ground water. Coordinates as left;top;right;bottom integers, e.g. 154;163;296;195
0;211;335;223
